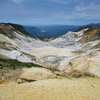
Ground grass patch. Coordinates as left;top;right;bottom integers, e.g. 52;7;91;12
61;70;97;78
0;59;44;69
0;58;59;72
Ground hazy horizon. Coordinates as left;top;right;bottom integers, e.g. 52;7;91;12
0;22;98;27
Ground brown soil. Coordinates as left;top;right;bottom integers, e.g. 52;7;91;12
79;30;100;43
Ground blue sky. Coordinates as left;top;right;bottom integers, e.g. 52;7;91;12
0;0;100;25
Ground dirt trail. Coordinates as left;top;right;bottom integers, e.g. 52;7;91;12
0;78;100;100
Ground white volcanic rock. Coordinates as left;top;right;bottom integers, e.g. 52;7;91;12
75;28;88;37
37;55;65;69
57;56;75;71
49;31;76;47
0;49;36;63
14;31;49;48
0;49;21;59
87;51;100;77
18;67;56;83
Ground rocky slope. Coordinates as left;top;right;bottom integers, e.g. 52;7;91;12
0;23;48;63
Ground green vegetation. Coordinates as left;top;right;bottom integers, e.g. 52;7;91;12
7;23;36;38
0;59;44;69
0;28;7;36
0;59;59;72
84;73;96;77
75;25;100;32
65;72;96;78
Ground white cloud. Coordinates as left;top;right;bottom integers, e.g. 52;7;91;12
11;0;24;3
75;4;100;11
53;0;66;4
74;4;100;19
74;12;99;19
81;3;83;5
46;0;67;4
90;2;93;5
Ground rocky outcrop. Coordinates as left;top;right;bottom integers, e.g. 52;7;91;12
17;67;56;83
77;25;100;43
58;50;100;77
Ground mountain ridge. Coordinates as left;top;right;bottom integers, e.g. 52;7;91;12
24;25;82;37
23;23;100;38
0;23;36;39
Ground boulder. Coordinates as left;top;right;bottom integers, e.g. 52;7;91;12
17;67;56;83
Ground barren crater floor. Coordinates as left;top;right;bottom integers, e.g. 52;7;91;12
30;46;74;57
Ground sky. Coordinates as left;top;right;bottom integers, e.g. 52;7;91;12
0;0;100;25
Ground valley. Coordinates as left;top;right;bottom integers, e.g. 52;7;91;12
0;23;100;100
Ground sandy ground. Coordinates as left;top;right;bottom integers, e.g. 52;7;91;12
30;46;74;57
0;78;100;100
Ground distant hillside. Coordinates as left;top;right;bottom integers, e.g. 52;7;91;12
0;23;36;39
24;26;44;37
24;25;81;37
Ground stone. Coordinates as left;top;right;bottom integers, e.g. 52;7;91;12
0;77;5;84
18;67;56;83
